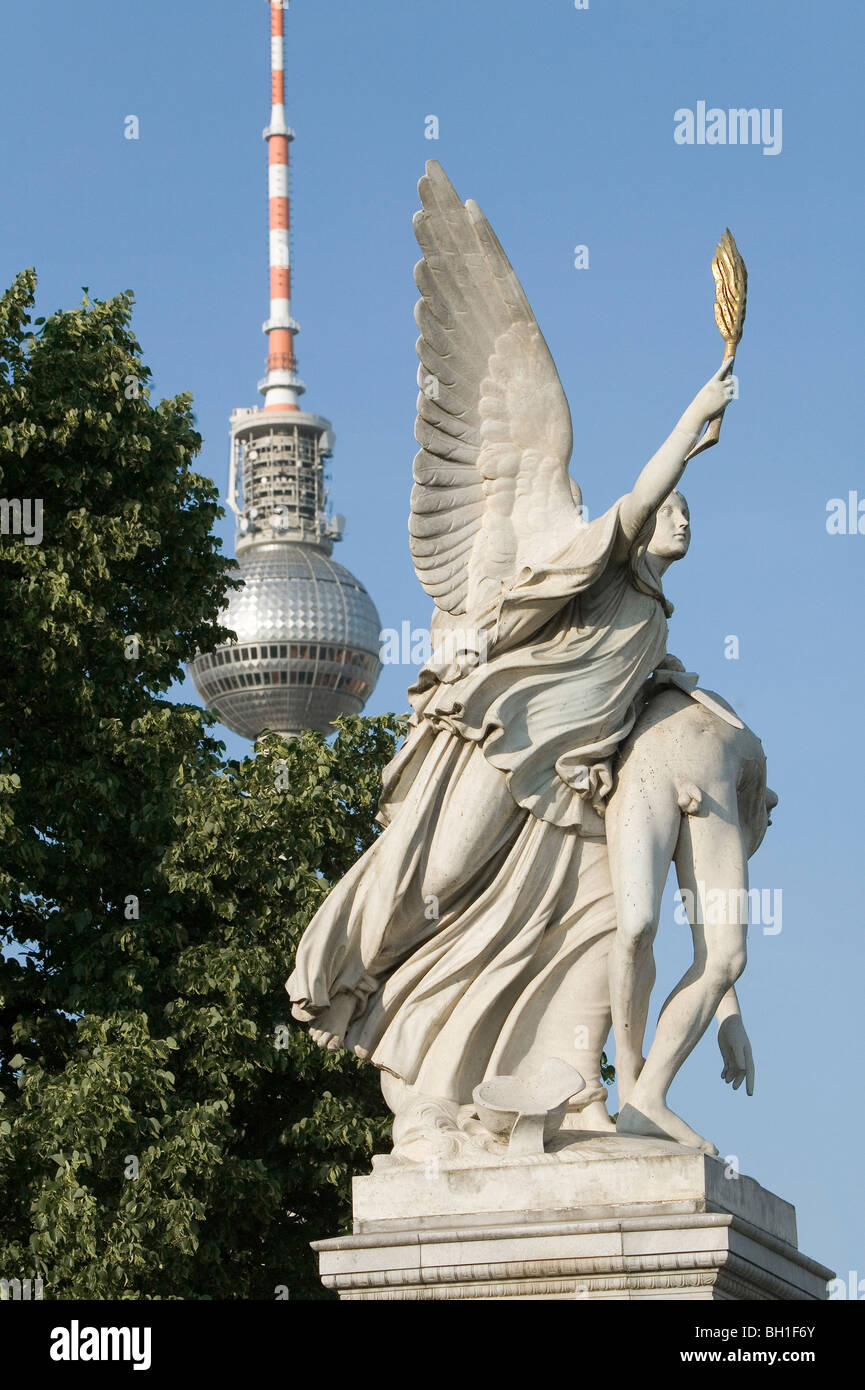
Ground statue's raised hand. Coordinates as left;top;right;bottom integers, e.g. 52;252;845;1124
686;360;737;432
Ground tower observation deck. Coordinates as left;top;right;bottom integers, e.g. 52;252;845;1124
189;0;381;740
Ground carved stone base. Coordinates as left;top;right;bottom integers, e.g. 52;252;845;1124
312;1133;832;1300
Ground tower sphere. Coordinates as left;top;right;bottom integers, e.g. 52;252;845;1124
189;543;380;741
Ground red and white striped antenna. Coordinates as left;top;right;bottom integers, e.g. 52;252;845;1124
260;0;304;411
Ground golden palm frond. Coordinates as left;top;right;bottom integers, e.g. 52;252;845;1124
712;229;747;355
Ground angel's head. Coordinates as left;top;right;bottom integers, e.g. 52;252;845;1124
647;490;690;563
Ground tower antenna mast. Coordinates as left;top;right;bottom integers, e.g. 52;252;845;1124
262;0;304;410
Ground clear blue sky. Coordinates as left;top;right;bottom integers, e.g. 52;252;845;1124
2;0;862;1290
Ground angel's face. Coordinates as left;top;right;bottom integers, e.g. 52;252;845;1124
648;492;690;561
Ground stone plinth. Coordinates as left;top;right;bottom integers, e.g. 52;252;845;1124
312;1133;832;1301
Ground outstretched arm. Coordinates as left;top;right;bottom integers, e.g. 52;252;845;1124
618;361;736;546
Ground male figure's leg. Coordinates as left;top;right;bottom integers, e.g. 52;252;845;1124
619;811;748;1154
606;774;681;1107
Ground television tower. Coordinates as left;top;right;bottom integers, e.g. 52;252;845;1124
190;0;381;740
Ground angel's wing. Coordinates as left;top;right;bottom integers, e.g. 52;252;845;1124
409;160;585;619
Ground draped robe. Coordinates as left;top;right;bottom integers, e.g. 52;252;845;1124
287;499;671;1105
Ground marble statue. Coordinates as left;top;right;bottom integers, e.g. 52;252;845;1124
287;160;765;1161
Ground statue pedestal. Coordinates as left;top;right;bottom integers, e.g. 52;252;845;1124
312;1133;831;1301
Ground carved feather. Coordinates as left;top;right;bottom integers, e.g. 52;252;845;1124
408;161;583;618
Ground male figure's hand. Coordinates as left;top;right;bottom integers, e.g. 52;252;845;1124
718;1014;755;1095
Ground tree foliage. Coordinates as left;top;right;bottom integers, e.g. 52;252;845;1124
0;271;400;1299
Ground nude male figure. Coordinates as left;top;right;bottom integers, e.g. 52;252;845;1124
606;681;776;1154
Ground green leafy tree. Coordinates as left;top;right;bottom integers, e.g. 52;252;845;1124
0;270;398;1299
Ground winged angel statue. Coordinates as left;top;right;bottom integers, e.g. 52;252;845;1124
288;162;771;1160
